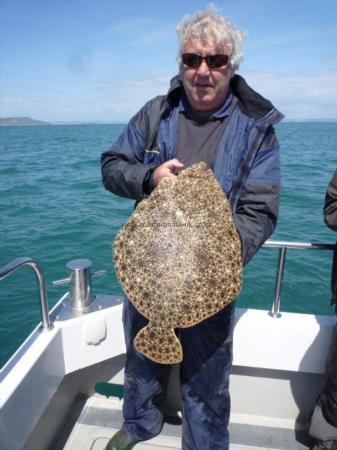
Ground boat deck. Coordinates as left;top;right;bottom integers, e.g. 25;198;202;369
58;393;312;450
4;294;331;450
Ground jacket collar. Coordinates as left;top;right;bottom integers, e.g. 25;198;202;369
166;74;284;124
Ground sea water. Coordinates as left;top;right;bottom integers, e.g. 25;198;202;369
0;122;336;367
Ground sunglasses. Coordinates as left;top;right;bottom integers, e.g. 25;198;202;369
182;53;229;69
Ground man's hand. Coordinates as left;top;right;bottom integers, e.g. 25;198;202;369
153;159;184;186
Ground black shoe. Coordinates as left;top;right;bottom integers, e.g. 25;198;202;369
105;430;137;450
312;440;337;450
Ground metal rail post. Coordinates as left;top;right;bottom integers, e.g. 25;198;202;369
269;247;287;317
0;257;52;330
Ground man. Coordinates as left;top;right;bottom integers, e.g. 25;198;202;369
101;6;283;450
310;169;337;450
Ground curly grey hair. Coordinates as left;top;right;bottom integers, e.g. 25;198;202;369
176;5;245;70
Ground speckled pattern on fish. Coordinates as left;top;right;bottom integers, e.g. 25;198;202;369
113;162;242;364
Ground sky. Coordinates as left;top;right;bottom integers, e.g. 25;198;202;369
0;0;337;122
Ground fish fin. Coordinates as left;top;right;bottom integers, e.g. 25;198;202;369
134;323;183;364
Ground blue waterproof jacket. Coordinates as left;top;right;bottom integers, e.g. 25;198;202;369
101;74;284;265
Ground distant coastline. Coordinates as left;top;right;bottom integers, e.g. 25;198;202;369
1;116;336;126
0;117;50;126
0;117;126;126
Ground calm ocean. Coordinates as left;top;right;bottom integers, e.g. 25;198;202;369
0;122;336;367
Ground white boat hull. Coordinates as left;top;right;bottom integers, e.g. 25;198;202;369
0;293;335;450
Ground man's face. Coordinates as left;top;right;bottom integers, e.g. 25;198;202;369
180;38;234;114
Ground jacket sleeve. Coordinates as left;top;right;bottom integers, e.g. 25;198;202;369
233;126;280;265
324;168;337;231
101;106;159;201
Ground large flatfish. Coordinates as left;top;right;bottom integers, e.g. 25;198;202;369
113;161;242;364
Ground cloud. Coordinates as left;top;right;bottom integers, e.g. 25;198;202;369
241;71;337;120
0;70;174;122
327;54;337;65
285;12;316;25
66;48;94;75
130;25;176;46
88;71;173;120
248;28;337;49
97;17;175;47
2;70;337;122
0;92;89;121
99;17;154;34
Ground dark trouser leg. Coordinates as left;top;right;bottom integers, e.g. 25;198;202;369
180;302;236;450
309;321;337;441
319;322;337;428
121;298;172;442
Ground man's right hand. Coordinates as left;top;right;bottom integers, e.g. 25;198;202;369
152;159;184;187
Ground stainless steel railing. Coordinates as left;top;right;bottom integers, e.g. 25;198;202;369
0;257;52;330
263;240;336;317
0;257;107;329
0;241;335;328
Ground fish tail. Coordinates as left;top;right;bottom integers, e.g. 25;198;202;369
134;324;183;364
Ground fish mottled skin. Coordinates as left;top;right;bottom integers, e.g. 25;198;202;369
113;162;242;364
